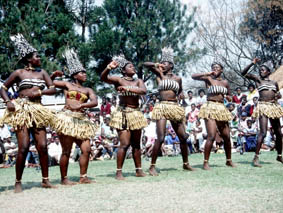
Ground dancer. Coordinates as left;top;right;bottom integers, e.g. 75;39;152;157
51;48;98;184
0;34;56;192
101;55;147;180
241;58;283;167
143;47;195;176
192;62;235;170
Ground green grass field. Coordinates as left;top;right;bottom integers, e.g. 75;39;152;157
0;152;283;212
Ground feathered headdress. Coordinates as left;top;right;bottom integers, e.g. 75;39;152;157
62;48;85;76
161;47;174;64
10;34;37;60
112;54;131;71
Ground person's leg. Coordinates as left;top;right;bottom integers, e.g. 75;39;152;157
253;116;268;167
203;119;217;170
58;134;76;185
149;119;167;176
116;130;131;180
130;130;146;177
14;127;30;193
75;139;94;183
32;128;56;189
171;121;196;171
217;121;236;168
270;118;283;164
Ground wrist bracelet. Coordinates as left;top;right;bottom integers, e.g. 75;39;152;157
1;85;8;91
49;85;55;89
38;89;42;96
154;63;159;69
107;64;112;70
3;100;11;103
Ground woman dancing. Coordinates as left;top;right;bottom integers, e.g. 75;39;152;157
51;48;98;184
192;62;235;170
241;58;283;167
101;55;147;180
0;34;56;192
143;47;195;176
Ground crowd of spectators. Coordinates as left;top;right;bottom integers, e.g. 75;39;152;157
1;85;282;168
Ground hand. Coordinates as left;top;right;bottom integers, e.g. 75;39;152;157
66;103;82;111
6;101;15;112
117;86;128;92
155;63;165;71
30;89;42;98
52;70;64;77
253;58;260;64
108;61;119;69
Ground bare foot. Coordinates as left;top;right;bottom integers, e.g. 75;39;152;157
253;155;262;167
183;163;196;171
79;176;96;184
226;161;236;168
136;169;146;177
115;170;125;180
14;182;23;193
203;161;211;170
41;179;57;189
276;156;283;164
61;178;77;185
149;165;158;176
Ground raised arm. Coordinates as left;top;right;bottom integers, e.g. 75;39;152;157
143;62;165;78
117;79;147;95
241;58;260;82
100;61;121;85
191;72;214;82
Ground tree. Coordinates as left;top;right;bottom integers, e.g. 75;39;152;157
195;0;261;88
240;0;283;69
89;0;203;85
0;0;78;78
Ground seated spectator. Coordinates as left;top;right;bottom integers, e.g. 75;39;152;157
101;116;116;159
239;119;257;154
0;124;11;141
25;139;39;169
91;137;104;160
191;119;206;153
230;114;239;148
165;131;180;156
232;87;246;104
48;135;62;166
186;90;196;107
0;139;5;165
246;83;259;104
249;97;258;115
237;96;251;116
186;103;199;132
143;118;157;158
4;136;17;167
100;96;111;116
196;89;207;108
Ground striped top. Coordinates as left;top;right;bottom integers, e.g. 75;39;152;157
207;85;227;95
119;86;139;96
18;79;46;91
258;84;277;92
158;79;179;94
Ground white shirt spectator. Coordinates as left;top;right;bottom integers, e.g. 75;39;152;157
0;124;11;140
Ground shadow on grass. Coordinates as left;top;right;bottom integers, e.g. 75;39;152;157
96;172;134;178
237;161;272;165
0;181;45;193
193;164;222;169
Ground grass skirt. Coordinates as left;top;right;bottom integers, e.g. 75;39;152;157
198;101;232;121
152;101;185;122
52;110;97;140
252;101;283;119
0;98;54;130
110;106;147;130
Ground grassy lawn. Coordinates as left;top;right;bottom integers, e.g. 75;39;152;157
0;151;283;212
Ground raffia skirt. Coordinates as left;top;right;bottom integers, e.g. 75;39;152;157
0;98;54;130
109;106;147;130
51;109;97;140
252;101;283;119
198;101;233;121
152;101;185;122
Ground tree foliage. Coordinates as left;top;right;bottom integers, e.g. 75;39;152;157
90;0;203;84
240;0;283;68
